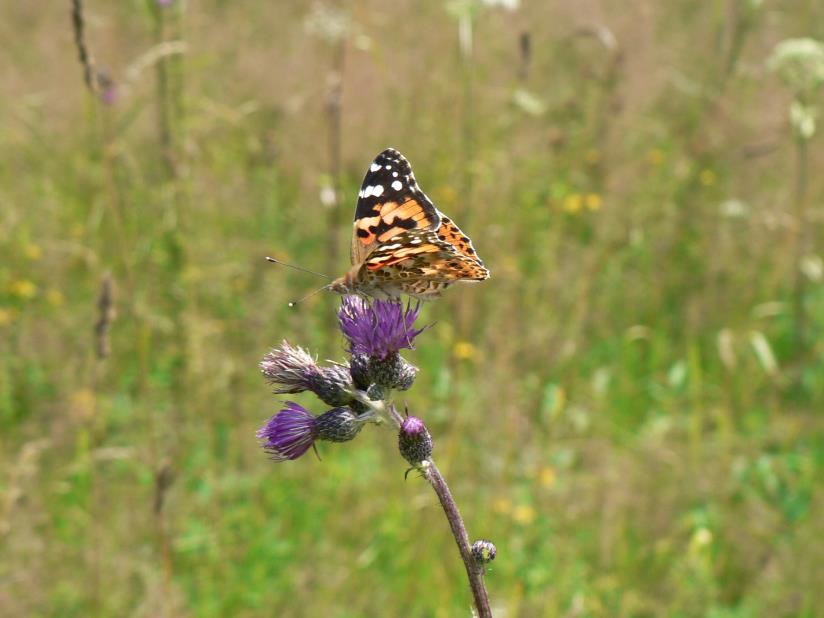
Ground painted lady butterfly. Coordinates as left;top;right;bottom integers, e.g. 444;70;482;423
329;148;489;300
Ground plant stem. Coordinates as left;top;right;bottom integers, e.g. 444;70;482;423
367;401;493;615
70;0;99;95
792;134;809;354
422;460;492;618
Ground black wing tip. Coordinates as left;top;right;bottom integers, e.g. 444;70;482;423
373;147;408;165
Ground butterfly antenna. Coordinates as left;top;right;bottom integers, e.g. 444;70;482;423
266;257;331;280
287;284;331;308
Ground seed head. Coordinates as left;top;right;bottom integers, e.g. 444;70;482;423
260;341;353;406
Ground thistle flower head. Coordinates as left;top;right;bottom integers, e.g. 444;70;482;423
260;341;353;407
338;296;425;360
257;402;318;461
257;402;366;462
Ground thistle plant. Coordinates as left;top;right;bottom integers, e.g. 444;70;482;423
258;296;494;616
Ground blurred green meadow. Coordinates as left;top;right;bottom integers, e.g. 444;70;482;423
1;1;823;616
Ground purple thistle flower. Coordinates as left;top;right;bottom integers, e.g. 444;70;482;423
337;296;425;360
257;402;318;461
257;403;366;462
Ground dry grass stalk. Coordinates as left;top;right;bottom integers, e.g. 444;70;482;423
94;273;115;359
70;0;99;95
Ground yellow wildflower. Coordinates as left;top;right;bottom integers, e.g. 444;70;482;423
563;194;583;213
492;498;513;514
512;504;537;525
452;341;477;361
9;280;37;300
46;289;65;307
538;466;557;489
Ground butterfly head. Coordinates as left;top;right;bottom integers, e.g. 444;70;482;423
329;270;357;296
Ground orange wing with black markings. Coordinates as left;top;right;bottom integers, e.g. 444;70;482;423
332;148;489;299
435;213;487;270
350;148;440;265
361;230;489;280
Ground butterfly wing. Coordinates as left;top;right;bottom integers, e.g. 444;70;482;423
351;148;441;266
434;213;488;274
362;229;490;281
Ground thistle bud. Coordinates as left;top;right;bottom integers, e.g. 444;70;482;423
349;352;419;392
315;407;364;443
314;364;355;407
349;353;372;390
471;540;497;564
398;416;432;465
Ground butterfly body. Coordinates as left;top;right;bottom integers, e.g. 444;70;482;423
331;148;489;300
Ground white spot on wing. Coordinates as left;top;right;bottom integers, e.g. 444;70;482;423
370;163;381;172
372;184;384;196
391;180;403;191
392;171;399;177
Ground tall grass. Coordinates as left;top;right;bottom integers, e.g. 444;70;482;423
1;1;822;616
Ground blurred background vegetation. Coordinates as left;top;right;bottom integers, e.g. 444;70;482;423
1;1;822;616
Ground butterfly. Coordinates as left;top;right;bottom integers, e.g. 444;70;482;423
328;148;489;300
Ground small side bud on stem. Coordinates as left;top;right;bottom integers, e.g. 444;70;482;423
471;540;497;566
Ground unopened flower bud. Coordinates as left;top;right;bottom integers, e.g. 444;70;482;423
471;540;497;564
350;352;419;392
314;364;355;407
315;407;363;443
366;383;387;402
398;416;432;465
349;353;372;390
391;357;418;391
